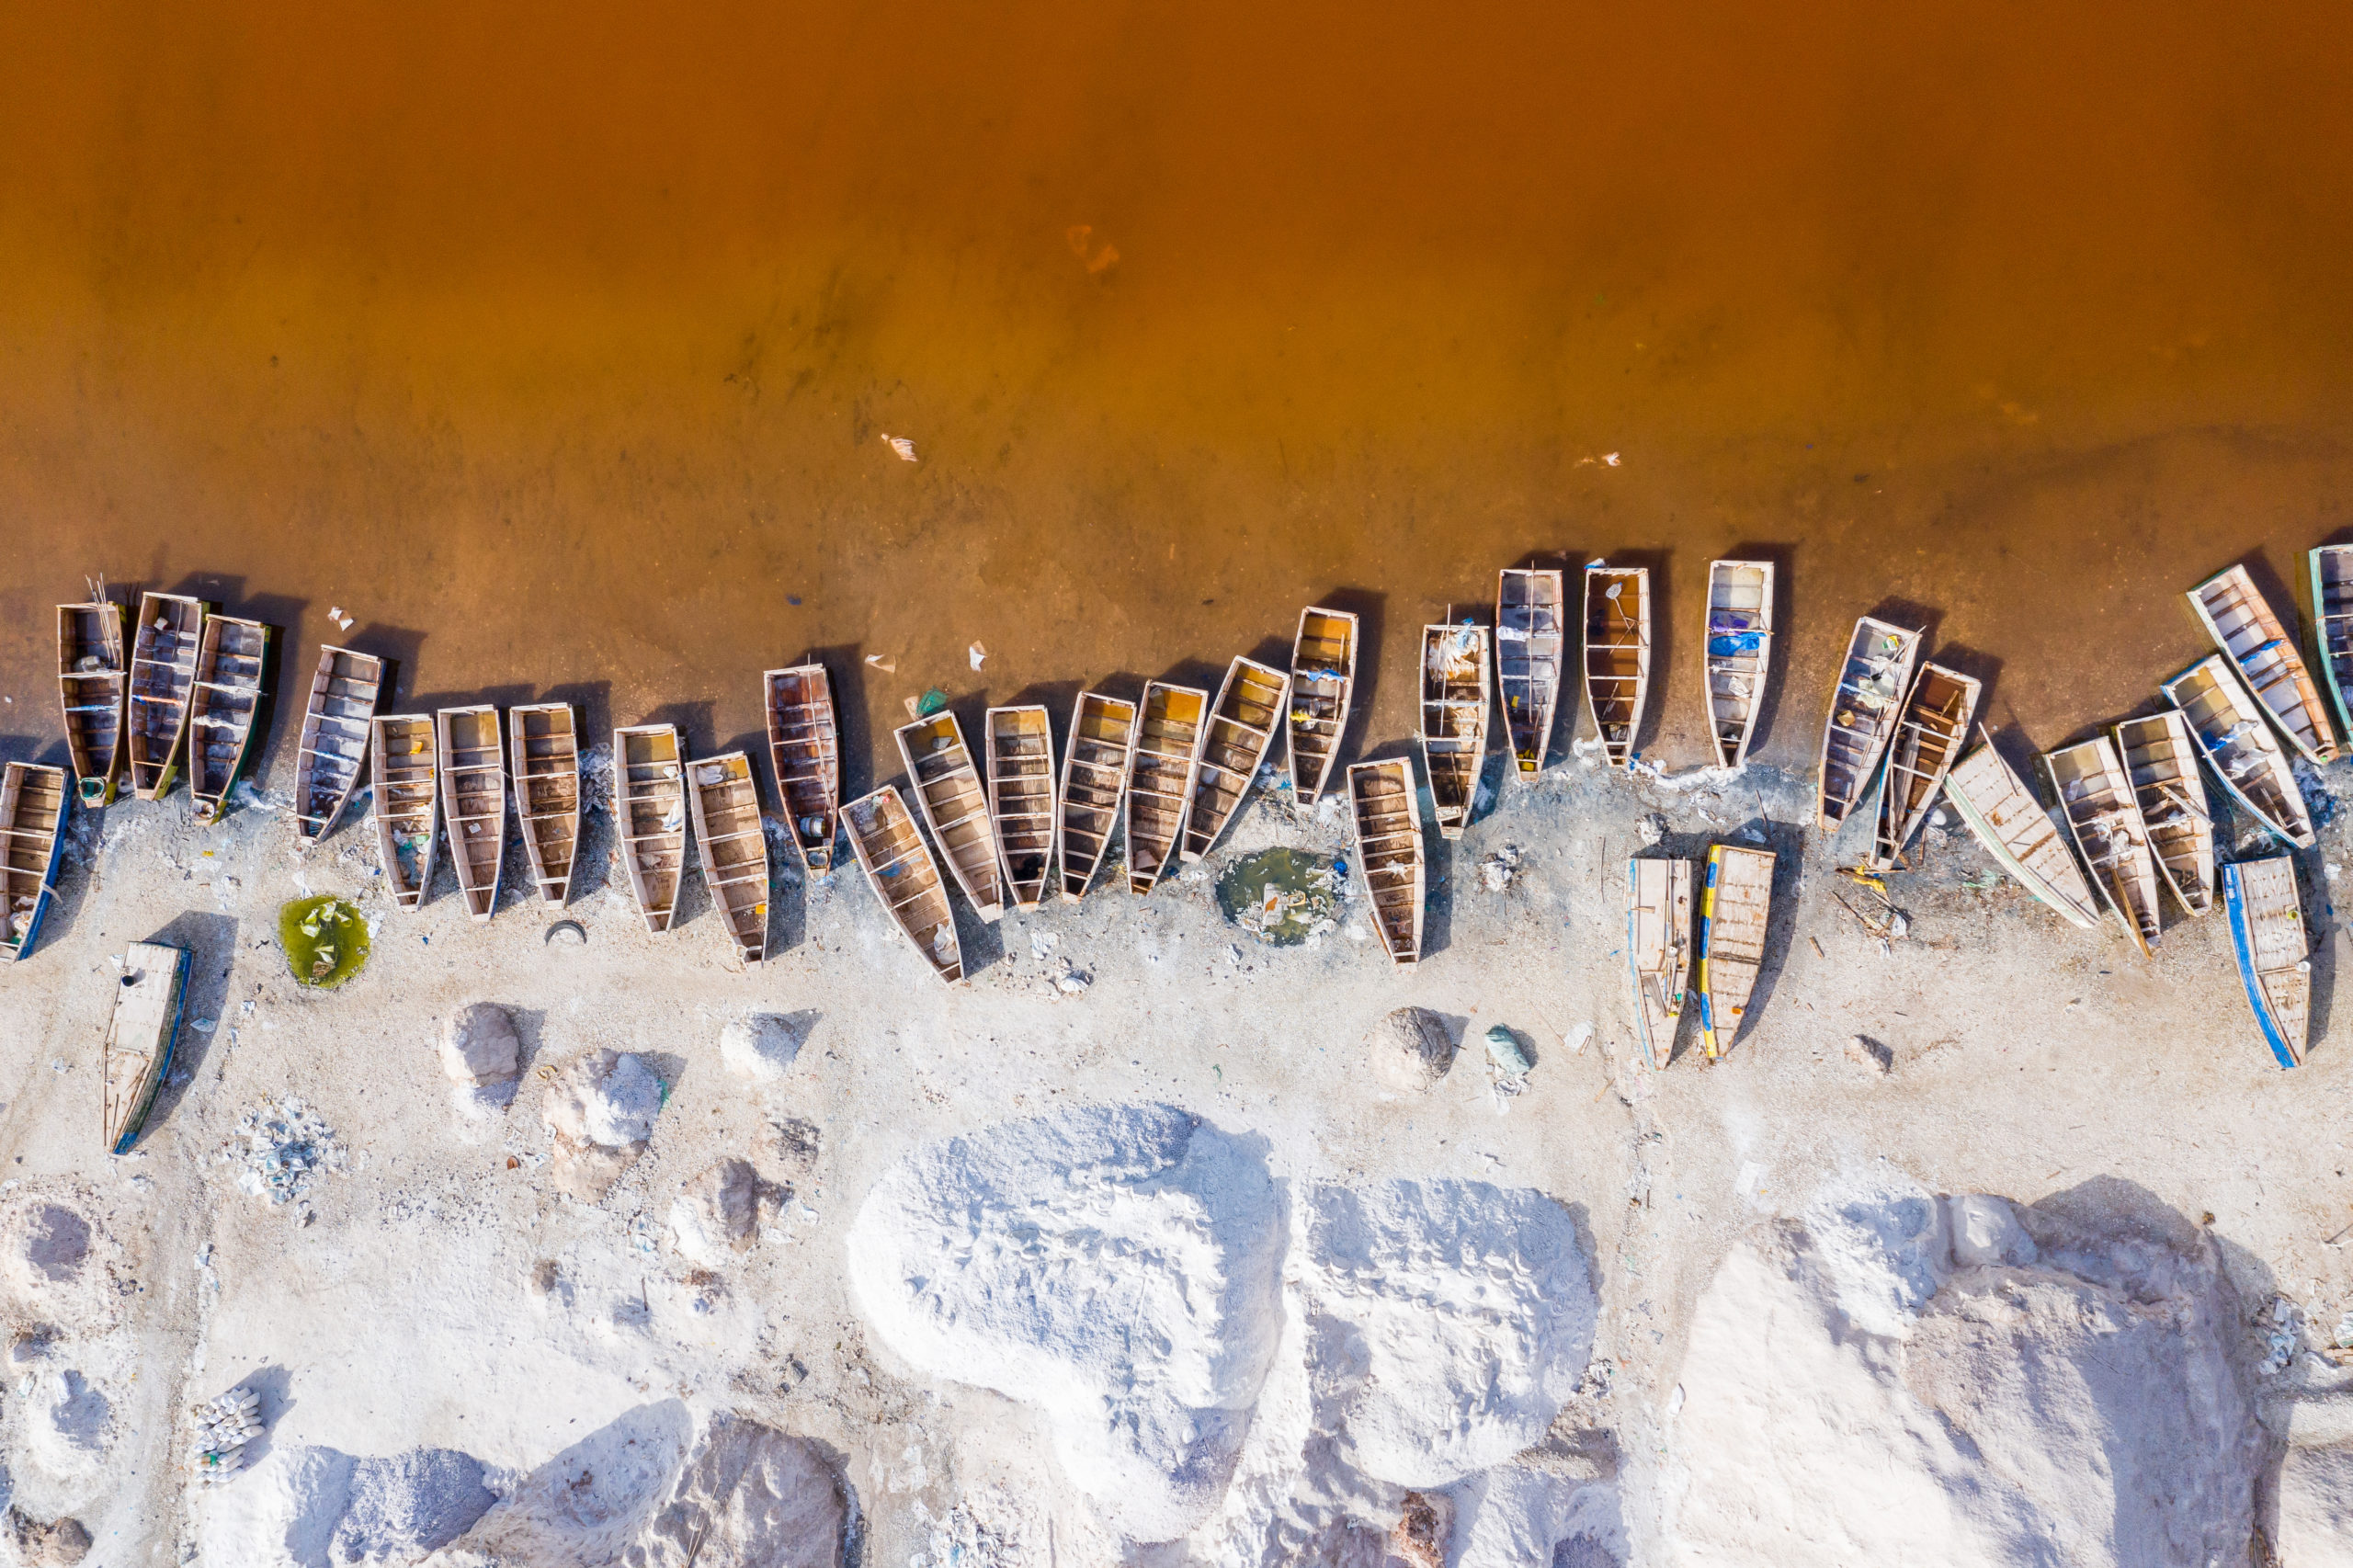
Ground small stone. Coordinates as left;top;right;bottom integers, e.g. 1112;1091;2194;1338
1390;1492;1453;1568
1946;1194;2036;1267
669;1158;773;1265
1052;960;1092;994
1847;1035;1894;1075
5;1508;91;1567
1635;813;1666;846
438;1004;521;1089
1483;1024;1535;1076
1369;1007;1456;1092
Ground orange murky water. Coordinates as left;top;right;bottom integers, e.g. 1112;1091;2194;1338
4;2;2352;789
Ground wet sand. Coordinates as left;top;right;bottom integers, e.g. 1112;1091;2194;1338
4;1;2353;784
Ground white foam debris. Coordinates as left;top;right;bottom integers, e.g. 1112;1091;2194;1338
218;1096;348;1208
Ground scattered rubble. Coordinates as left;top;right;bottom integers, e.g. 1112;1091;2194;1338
218;1096;348;1209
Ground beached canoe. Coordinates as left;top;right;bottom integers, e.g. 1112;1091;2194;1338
1288;608;1358;802
2224;856;2310;1069
613;723;688;933
369;716;439;910
1628;857;1693;1071
1817;617;1924;832
2311;545;2353;742
1;763;68;961
985;705;1057;911
292;646;384;845
843;786;962;983
2187;563;2336;764
1058;690;1137;901
129;592;207;800
57;600;127;808
187;617;270;823
1497;568;1566;775
437;706;506;923
1583;564;1650;767
2162;654;2314;849
1703;561;1775;768
508;702;582;904
1698;844;1774;1060
104;940;188;1154
1182;657;1289;861
2042;736;2163;956
895;711;1006;921
1127;682;1209;892
1940;730;2102;930
688;751;771;963
1347;758;1424;964
1420;623;1490;840
1870;662;1981;869
2113;711;2214;918
764;665;840;875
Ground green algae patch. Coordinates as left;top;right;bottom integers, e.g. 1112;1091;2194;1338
280;895;371;988
1215;847;1346;947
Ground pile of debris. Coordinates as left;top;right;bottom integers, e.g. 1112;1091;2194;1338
191;1384;262;1488
218;1096;347;1210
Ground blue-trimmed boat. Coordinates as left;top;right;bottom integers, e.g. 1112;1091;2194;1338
1;764;68;961
104;941;189;1153
2224;857;2309;1070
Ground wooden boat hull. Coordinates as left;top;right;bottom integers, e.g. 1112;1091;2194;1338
1870;662;1981;869
688;751;771;962
1583;566;1651;767
369;715;440;910
57;601;128;808
188;616;271;823
437;706;507;923
1;763;69;962
128;592;208;801
764;665;841;875
1058;691;1137;900
1347;759;1424;964
2042;736;2163;956
2113;711;2214;917
1127;683;1209;892
1702;560;1774;768
293;645;385;844
1940;731;2101;929
105;941;188;1154
1497;569;1566;775
509;703;582;904
2224;857;2310;1069
1287;607;1358;802
895;712;1006;920
1627;858;1693;1071
843;786;963;983
1698;845;1774;1059
1419;624;1490;840
1182;656;1289;861
614;724;688;933
985;705;1058;910
1817;617;1923;831
2162;654;2315;849
2312;545;2353;742
2187;563;2336;764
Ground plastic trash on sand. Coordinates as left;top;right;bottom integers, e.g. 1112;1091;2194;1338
1484;1025;1534;1076
917;687;949;718
881;433;918;461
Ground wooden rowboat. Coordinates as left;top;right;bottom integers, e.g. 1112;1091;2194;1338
508;703;581;904
1702;560;1775;767
1583;565;1650;767
1127;682;1208;892
1;763;68;961
369;716;439;909
2224;856;2310;1069
2162;654;2314;848
2042;736;2163;955
2113;711;2214;917
985;705;1057;910
437;706;506;923
1419;623;1489;840
2310;545;2353;741
613;723;688;933
843;786;962;983
1497;568;1566;775
1181;657;1289;861
895;712;1005;920
1287;608;1357;801
188;616;270;823
293;645;384;844
128;592;207;800
1347;758;1424;964
57;600;127;807
2187;564;2336;764
1698;845;1773;1060
1817;617;1923;831
1627;858;1693;1071
1870;662;1981;869
1941;730;2102;929
688;751;771;962
764;665;840;875
104;940;188;1154
1058;691;1137;901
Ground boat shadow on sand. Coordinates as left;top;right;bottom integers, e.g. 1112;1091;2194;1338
140;909;240;1135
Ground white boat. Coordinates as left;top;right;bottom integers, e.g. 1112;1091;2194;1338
1497;567;1566;775
2161;654;2314;849
1870;663;1980;869
843;786;962;983
1287;608;1358;801
2112;711;2214;917
1058;690;1137;900
2186;563;2336;764
1702;560;1774;767
105;941;188;1153
508;703;582;904
1127;683;1209;892
1627;858;1693;1071
1182;657;1288;860
985;705;1058;910
1347;759;1423;964
0;763;68;961
437;706;506;923
688;752;771;962
1939;730;2100;929
292;646;384;844
1419;623;1489;838
187;616;270;823
2042;736;2163;956
764;665;840;875
1817;618;1924;831
894;711;1006;921
369;715;439;910
2223;856;2309;1069
128;592;207;800
613;723;688;933
1583;565;1650;767
1698;845;1773;1060
57;599;128;807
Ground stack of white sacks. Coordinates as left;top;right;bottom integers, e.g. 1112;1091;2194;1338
191;1384;261;1487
